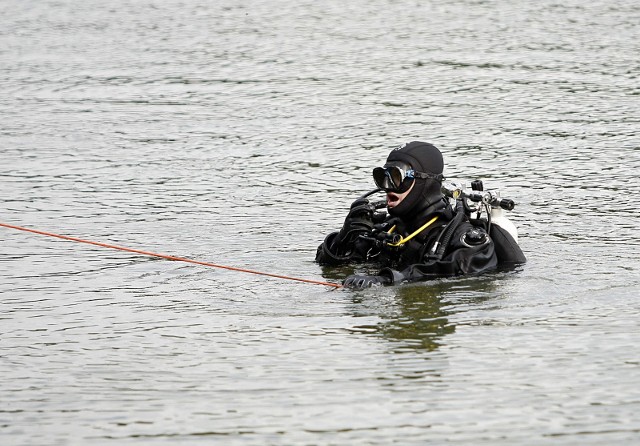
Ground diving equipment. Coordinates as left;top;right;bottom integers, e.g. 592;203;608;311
358;177;526;264
373;163;444;193
441;180;526;264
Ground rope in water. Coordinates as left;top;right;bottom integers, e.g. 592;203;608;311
0;222;342;289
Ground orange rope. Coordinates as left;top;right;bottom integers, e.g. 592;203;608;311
0;222;342;289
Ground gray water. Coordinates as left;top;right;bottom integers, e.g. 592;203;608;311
1;0;639;444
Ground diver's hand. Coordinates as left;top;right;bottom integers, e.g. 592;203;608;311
342;274;391;289
347;198;376;219
344;198;376;230
336;198;376;245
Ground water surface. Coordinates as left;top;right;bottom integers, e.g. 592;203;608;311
1;0;639;444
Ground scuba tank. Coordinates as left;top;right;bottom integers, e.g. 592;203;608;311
442;180;526;265
491;205;518;243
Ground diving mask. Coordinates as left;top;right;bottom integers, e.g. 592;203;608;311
372;163;443;193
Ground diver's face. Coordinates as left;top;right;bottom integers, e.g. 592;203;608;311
386;181;415;209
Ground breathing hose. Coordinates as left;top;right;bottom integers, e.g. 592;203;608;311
432;199;465;260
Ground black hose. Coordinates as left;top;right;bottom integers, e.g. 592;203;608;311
358;189;387;209
433;199;465;260
359;188;382;200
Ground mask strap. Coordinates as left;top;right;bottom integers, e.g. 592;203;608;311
412;171;445;182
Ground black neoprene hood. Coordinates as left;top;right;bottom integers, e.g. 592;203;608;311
384;141;445;216
385;141;444;175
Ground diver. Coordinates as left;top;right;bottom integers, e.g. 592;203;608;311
316;141;526;289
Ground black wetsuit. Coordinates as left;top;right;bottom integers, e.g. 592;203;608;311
316;197;499;285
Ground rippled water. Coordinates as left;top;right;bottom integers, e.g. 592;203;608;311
2;0;639;444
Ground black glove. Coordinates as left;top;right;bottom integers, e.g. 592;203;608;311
343;274;391;289
335;198;376;245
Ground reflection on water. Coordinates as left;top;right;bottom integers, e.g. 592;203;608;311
352;283;456;352
352;275;509;352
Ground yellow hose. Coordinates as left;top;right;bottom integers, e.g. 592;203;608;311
387;216;439;247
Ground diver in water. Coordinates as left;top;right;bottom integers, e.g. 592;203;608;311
316;141;526;289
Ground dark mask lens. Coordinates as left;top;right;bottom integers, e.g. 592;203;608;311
387;166;405;189
372;167;390;190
